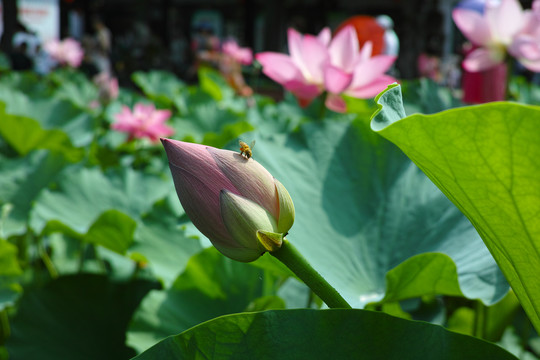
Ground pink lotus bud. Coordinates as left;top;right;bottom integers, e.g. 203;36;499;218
161;139;295;262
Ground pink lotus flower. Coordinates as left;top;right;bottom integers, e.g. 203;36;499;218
509;0;540;71
256;28;331;106
44;38;84;68
112;103;174;142
222;40;253;65
323;26;397;112
256;26;397;112
453;0;540;72
161;139;295;262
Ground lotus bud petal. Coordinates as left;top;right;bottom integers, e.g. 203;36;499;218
220;190;277;254
161;138;295;262
274;179;295;234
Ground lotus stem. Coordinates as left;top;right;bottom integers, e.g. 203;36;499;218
271;238;351;309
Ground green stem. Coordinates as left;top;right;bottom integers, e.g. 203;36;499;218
473;300;487;339
270;239;351;309
318;95;327;119
78;242;87;272
0;309;10;342
505;57;515;101
38;239;58;279
306;290;314;308
91;244;108;273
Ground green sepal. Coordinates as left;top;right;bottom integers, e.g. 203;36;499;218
256;230;283;252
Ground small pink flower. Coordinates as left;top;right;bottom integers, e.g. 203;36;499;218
161;139;295;262
44;38;84;68
112;103;174;143
222;40;253;65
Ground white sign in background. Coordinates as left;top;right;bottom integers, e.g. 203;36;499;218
0;0;59;43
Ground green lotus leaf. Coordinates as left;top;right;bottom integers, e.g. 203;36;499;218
133;309;517;360
371;84;540;332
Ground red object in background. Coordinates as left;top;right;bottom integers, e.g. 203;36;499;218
335;15;385;56
462;64;507;103
461;44;507;103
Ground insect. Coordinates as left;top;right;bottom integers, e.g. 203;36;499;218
239;140;256;159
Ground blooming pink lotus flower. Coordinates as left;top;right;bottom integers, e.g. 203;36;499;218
222;40;253;65
323;26;397;112
44;38;84;68
112;103;174;142
453;0;540;71
509;0;540;71
256;28;331;107
161;139;295;262
256;26;397;112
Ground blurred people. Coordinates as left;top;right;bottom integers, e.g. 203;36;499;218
12;21;40;58
191;23;220;67
10;42;33;71
93;72;119;103
376;15;399;57
33;44;56;75
68;6;85;40
94;18;112;56
418;52;441;82
92;18;113;75
377;15;400;76
219;39;253;97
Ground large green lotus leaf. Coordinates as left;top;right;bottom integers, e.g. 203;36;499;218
83;209;137;254
246;94;342;135
236;115;508;308
0;71;50;97
508;76;540;105
198;67;252;113
498;327;539;360
127;247;281;354
400;78;464;115
371;84;540;331
128;200;203;287
133;309;517;360
0;240;21;276
47;68;99;109
0;151;69;237
30;166;171;235
0;85;95;147
132;70;186;107
0;103;84;162
198;67;234;101
6;274;159;360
